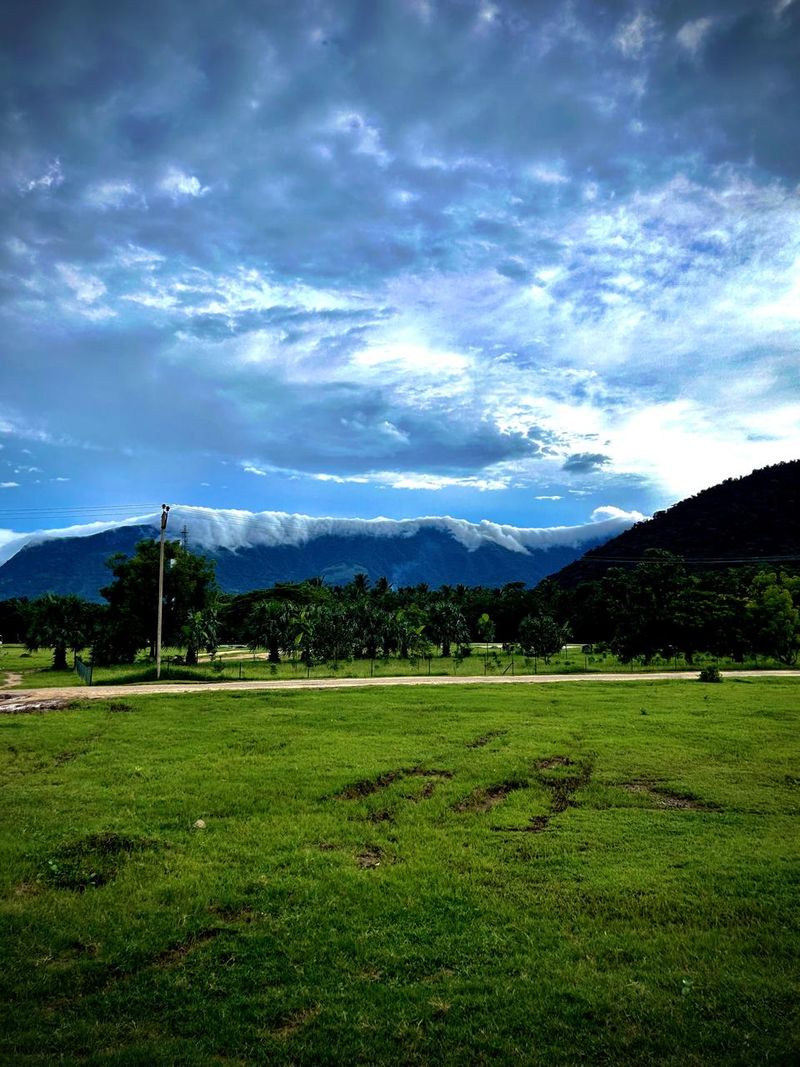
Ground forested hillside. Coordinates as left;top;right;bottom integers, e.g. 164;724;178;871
552;460;799;587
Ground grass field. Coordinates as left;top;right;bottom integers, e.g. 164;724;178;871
1;678;798;1064
2;642;793;691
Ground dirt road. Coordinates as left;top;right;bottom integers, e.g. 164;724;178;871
1;669;797;712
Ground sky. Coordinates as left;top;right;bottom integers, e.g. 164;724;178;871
1;0;799;537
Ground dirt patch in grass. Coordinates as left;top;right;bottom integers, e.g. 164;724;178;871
412;780;439;800
535;755;576;770
536;758;593;813
367;808;394;823
356;845;384;869
466;730;506;749
335;770;403;799
620;781;717;810
335;766;452;800
107;701;134;713
41;832;158;891
494;756;593;833
454;778;528;813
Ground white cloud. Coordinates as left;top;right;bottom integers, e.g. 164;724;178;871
86;180;142;210
122;291;179;311
159;168;209;199
352;342;470;378
676;18;714;54
115;244;164;269
21;158;64;193
57;263;106;303
0;481;19;489
614;11;659;58
603;399;800;501
528;164;569;185
329;111;391;165
0;504;645;568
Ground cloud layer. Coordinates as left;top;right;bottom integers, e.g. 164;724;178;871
0;504;646;569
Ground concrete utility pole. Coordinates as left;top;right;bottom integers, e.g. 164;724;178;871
156;504;170;680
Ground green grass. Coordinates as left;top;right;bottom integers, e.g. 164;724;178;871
3;642;794;691
1;679;798;1064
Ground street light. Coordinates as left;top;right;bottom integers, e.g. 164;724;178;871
156;504;170;679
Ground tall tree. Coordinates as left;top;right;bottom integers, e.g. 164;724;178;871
747;572;800;664
517;613;568;664
101;539;217;660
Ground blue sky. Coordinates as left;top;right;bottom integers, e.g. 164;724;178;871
1;0;799;535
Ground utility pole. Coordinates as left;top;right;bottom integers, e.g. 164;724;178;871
156;504;170;680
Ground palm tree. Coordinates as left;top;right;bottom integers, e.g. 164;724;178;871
182;605;220;666
427;599;469;658
25;594;90;671
244;600;297;663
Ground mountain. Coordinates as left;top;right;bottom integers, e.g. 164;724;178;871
0;506;643;601
550;460;800;588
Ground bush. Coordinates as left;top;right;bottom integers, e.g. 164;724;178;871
698;666;723;683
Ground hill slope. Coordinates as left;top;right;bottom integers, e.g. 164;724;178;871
551;460;800;587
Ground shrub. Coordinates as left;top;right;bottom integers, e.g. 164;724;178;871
698;666;723;683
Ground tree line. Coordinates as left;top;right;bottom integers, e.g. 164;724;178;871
0;542;797;671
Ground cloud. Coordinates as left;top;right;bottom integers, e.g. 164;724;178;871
0;503;646;568
562;453;612;474
1;482;20;488
20;158;64;193
159;168;209;199
56;264;106;304
614;11;659;59
86;180;143;210
1;0;799;525
676;18;715;55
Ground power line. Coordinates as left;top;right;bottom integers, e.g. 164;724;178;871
0;503;160;519
580;554;800;565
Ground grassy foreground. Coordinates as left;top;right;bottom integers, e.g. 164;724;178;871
1;679;798;1065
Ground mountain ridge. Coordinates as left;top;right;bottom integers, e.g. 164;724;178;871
0;508;642;600
549;460;800;588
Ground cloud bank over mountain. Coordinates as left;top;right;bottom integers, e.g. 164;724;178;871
0;505;645;569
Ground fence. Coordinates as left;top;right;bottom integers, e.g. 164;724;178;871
75;655;93;686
